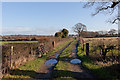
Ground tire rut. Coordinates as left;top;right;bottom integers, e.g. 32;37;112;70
34;41;73;79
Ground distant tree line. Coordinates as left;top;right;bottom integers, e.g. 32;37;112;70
72;22;119;38
81;29;119;38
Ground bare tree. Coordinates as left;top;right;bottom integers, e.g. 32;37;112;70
83;1;120;24
73;23;87;37
73;23;87;50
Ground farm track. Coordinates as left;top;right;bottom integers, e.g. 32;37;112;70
35;41;73;79
53;40;96;79
69;41;95;79
35;40;97;79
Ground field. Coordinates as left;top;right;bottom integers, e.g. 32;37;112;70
82;37;119;56
77;37;120;79
83;37;118;41
0;41;38;45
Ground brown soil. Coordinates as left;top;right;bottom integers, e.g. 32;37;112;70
68;41;95;79
70;64;94;79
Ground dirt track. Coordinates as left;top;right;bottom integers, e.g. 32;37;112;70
35;41;73;79
68;42;94;79
35;40;97;79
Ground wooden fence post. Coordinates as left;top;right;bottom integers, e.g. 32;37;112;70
86;43;89;56
83;40;84;51
10;46;13;68
52;41;55;48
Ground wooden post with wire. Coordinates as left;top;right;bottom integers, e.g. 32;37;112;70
86;43;89;56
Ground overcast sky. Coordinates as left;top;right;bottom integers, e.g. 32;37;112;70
2;2;118;35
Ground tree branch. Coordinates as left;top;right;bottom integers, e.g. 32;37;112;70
92;1;120;16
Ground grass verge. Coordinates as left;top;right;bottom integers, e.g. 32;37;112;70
3;58;45;78
77;41;120;79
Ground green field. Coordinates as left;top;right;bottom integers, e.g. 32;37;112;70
0;41;38;45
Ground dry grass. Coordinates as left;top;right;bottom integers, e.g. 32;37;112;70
77;40;120;79
83;37;118;42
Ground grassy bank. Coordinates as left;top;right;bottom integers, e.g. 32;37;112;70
53;40;77;79
3;39;73;78
4;58;45;78
77;41;120;79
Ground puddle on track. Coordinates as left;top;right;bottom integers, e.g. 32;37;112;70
72;53;76;55
72;53;76;56
70;59;81;64
45;59;58;67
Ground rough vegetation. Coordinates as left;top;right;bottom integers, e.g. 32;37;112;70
2;37;72;75
77;38;120;79
3;39;73;78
